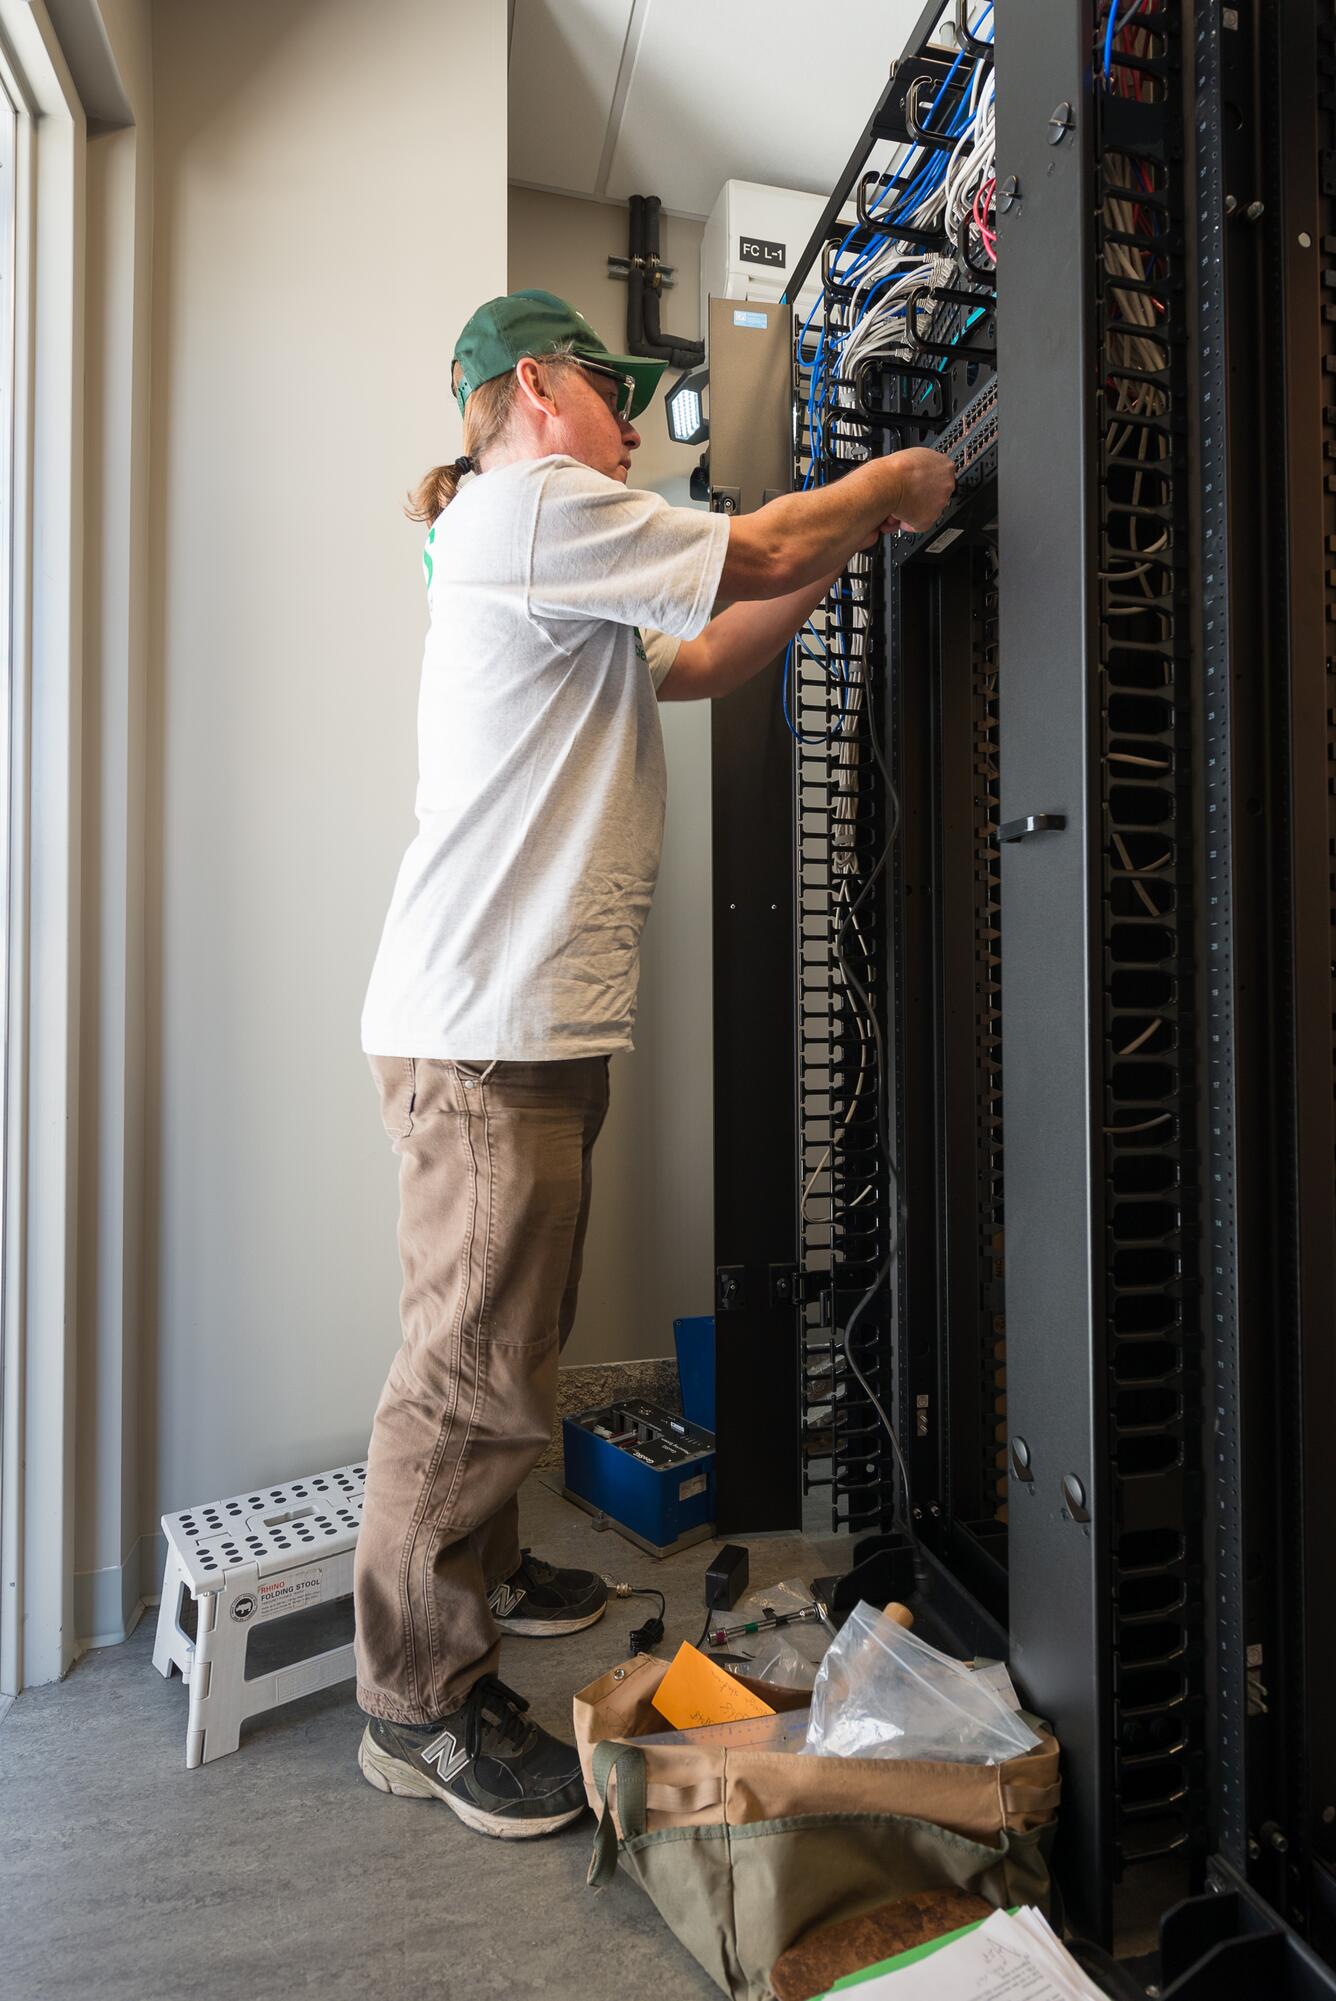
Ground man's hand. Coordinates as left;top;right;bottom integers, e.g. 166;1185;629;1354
855;447;962;543
883;446;958;534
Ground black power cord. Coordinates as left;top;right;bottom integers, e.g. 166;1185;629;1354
606;1581;666;1655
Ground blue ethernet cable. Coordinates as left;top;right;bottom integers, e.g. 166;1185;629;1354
1103;0;1146;83
782;622;849;745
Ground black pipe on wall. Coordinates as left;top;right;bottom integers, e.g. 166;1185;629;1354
621;193;705;371
626;194;647;352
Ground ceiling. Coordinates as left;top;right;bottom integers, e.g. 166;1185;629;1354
508;0;934;221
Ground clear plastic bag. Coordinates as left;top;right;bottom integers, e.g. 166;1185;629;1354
803;1601;1042;1764
748;1634;822;1691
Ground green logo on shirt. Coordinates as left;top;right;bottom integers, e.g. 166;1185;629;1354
633;626;648;665
423;524;436;590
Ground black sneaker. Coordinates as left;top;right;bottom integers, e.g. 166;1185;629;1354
487;1549;607;1637
357;1676;588;1839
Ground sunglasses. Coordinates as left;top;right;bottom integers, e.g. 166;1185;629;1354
573;359;637;423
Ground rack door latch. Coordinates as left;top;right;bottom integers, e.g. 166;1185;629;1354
769;1262;808;1308
997;812;1067;844
716;1265;745;1314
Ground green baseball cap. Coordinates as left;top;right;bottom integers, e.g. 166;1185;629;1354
452;289;666;420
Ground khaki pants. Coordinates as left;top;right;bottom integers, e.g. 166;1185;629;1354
355;1053;610;1724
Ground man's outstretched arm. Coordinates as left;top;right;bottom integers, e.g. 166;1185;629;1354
659;444;955;700
714;445;956;602
657;572;842;702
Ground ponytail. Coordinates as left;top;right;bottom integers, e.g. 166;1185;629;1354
404;455;476;523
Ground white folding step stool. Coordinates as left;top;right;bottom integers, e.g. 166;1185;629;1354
152;1459;366;1767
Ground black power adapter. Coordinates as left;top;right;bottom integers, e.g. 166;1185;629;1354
705;1544;750;1617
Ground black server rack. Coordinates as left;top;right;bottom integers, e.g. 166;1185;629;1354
707;0;1336;1981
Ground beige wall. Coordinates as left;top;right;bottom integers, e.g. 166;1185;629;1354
508;187;715;1367
140;0;508;1539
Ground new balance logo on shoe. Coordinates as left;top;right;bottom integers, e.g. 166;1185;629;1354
420;1728;469;1785
488;1579;523;1618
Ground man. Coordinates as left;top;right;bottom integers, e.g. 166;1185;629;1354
356;290;954;1837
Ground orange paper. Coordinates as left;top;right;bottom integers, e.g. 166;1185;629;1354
650;1642;777;1731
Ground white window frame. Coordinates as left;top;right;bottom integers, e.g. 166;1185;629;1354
0;61;17;1712
0;0;85;1697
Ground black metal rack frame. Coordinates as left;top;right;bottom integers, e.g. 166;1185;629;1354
709;0;1336;1979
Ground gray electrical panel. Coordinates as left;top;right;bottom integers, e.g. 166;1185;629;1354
706;297;793;514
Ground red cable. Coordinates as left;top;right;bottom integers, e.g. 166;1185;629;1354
972;176;998;262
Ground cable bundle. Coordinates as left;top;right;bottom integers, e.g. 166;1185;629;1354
790;8;1000;1542
794;546;906;1536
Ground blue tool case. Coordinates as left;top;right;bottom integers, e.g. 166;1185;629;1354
562;1399;715;1559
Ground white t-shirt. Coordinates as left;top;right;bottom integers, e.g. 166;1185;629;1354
361;455;730;1060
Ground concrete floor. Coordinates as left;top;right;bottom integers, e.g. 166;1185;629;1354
1;1476;841;2001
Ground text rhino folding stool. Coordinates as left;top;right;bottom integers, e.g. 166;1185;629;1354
152;1461;366;1767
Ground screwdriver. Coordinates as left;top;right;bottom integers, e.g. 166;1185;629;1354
708;1598;913;1649
707;1604;821;1647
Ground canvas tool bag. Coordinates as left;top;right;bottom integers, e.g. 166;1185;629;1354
574;1653;1061;2001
